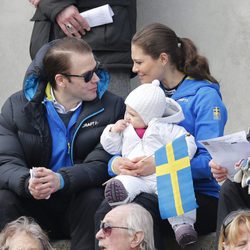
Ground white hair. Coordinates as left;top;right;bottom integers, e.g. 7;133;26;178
124;203;156;250
0;216;54;250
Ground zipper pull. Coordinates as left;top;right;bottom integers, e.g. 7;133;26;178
67;142;70;154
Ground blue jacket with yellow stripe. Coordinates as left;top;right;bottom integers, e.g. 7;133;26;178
170;77;227;198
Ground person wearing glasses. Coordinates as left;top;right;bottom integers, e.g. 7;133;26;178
0;216;53;250
28;0;137;99
0;37;125;250
218;210;250;250
96;203;156;250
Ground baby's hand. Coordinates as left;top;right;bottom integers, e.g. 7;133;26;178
111;119;128;133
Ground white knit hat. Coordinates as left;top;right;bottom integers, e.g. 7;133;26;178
125;80;166;125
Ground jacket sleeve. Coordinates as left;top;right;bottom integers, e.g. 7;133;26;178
37;0;77;22
0;97;31;198
160;123;197;159
59;142;111;194
190;87;227;180
100;125;123;155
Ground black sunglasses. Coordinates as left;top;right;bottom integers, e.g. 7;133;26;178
100;221;134;237
61;61;100;83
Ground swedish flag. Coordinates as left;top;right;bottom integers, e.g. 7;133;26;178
155;134;197;219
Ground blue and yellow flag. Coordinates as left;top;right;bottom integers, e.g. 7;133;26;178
155;134;197;219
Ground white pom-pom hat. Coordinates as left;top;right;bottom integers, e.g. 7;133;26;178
125;80;167;125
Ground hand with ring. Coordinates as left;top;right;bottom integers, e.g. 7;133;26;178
65;23;74;33
56;5;90;38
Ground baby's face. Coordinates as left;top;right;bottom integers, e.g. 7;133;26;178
124;106;146;128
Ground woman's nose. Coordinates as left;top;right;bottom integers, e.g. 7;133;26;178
132;63;138;73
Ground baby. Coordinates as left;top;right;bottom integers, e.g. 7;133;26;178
101;80;198;247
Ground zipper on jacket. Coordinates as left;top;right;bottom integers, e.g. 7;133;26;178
70;108;104;163
141;140;146;155
67;142;70;155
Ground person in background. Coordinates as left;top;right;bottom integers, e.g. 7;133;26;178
0;216;53;250
101;79;197;247
0;37;125;250
210;156;250;241
218;209;250;250
28;0;137;98
28;0;40;8
96;203;156;250
95;22;227;250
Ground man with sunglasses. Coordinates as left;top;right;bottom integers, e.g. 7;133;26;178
96;203;156;250
28;0;137;99
0;37;125;250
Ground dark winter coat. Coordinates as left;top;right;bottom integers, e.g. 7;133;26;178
0;40;125;198
30;0;137;69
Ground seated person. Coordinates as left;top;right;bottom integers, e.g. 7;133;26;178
210;156;250;239
96;22;227;250
100;80;197;247
0;37;125;250
96;203;156;250
0;216;53;250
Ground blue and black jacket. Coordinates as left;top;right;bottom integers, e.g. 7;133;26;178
0;41;125;198
171;77;227;198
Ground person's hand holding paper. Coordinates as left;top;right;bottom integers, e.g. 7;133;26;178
201;131;250;181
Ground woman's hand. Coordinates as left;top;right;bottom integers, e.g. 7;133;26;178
209;160;228;183
112;156;155;176
132;156;156;176
112;157;137;176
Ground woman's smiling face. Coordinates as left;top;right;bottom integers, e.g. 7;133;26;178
131;44;165;83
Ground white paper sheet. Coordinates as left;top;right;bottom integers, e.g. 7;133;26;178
80;4;114;28
199;131;250;180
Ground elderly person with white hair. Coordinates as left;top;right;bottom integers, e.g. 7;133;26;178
96;203;155;250
0;216;53;250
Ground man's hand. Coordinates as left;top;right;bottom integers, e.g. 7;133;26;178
56;5;90;38
29;167;61;200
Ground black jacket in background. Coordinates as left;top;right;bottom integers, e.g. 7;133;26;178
30;0;137;69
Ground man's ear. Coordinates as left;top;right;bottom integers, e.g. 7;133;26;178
130;231;144;248
159;52;169;65
55;74;66;88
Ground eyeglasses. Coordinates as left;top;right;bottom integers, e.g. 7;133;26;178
61;61;100;82
100;221;134;237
